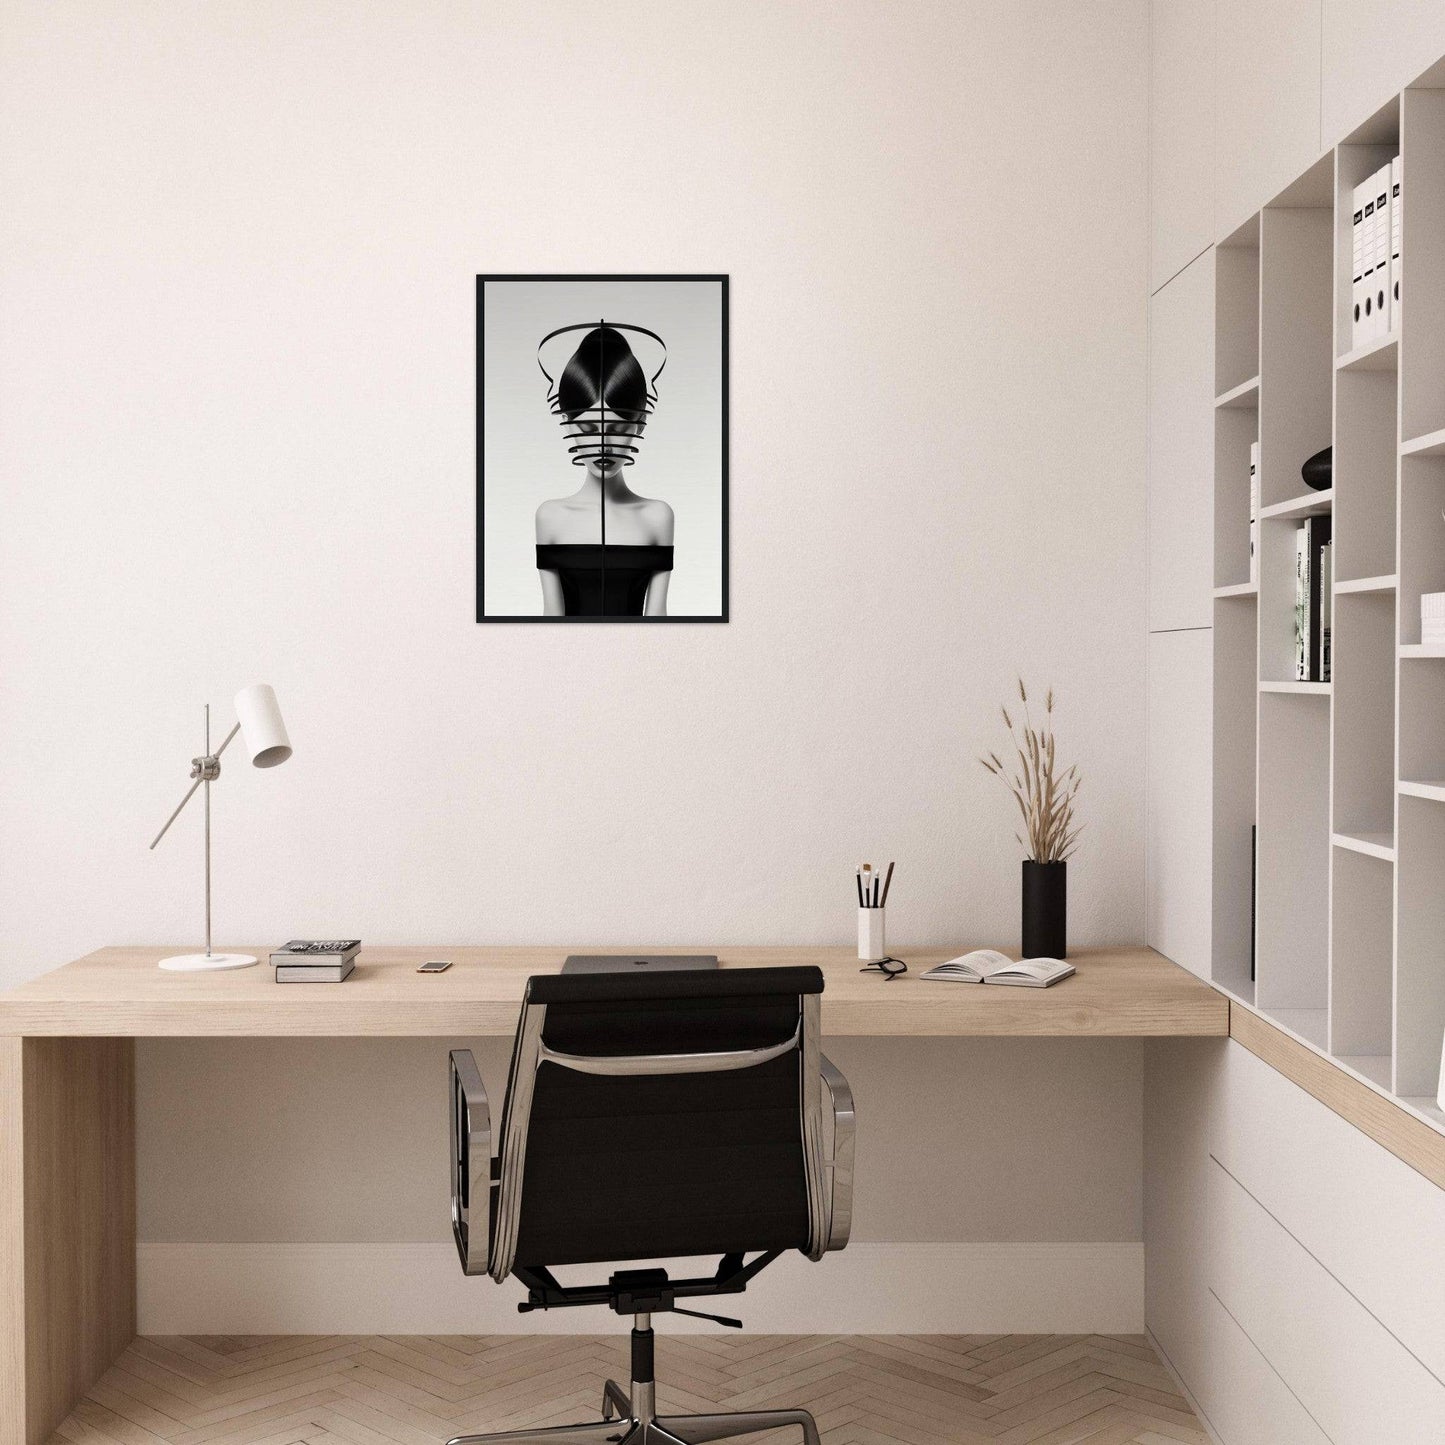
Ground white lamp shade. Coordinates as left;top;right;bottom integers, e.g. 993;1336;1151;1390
233;684;291;768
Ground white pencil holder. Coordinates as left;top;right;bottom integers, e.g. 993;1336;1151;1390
858;907;886;962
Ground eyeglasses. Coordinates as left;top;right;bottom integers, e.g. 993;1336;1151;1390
859;956;908;981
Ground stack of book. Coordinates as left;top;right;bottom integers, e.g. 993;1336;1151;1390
271;939;361;982
1294;517;1332;682
1351;156;1401;348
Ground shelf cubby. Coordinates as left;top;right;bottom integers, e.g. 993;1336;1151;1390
1398;652;1445;786
1258;503;1330;685
1255;692;1330;1017
1398;455;1445;644
1214;403;1258;589
1259;181;1333;511
1396;795;1445;1097
1212;593;1259;1003
1331;590;1396;838
1215;215;1260;398
1334;370;1397;582
1329;847;1393;1076
1335;107;1399;363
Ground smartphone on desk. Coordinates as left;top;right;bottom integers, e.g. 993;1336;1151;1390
417;959;452;973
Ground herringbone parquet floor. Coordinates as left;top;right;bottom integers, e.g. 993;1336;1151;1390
49;1335;1209;1445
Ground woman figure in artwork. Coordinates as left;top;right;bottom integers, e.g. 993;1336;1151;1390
535;323;674;617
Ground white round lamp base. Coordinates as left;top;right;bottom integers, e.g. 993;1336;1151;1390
158;952;258;972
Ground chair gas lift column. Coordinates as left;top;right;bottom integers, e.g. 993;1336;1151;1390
447;967;856;1445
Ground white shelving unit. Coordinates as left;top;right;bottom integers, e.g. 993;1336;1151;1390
1211;75;1445;1138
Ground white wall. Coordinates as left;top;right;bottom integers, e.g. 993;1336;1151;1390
0;0;1151;1291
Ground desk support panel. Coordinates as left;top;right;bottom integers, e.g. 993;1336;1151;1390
1;1037;136;1445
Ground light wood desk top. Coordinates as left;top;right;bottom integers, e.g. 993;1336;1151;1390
0;944;1227;1038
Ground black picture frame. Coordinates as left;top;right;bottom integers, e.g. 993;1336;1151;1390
475;273;730;623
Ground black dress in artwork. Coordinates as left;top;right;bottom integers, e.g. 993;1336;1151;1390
535;544;674;617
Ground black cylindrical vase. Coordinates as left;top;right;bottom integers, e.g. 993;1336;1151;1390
1021;860;1067;958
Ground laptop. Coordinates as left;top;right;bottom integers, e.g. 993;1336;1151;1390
561;954;719;974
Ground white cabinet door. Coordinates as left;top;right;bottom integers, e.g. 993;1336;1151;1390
1151;0;1216;290
1215;0;1322;234
1147;629;1213;979
1149;250;1215;632
1323;1;1445;144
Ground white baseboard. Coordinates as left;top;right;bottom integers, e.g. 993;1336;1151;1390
137;1242;1143;1335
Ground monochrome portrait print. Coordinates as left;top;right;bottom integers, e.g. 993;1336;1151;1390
476;275;728;622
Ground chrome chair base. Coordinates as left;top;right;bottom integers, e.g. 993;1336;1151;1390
446;1379;821;1445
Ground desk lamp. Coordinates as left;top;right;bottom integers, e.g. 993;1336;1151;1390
149;683;292;972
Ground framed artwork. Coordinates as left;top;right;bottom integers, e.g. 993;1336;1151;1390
476;274;729;622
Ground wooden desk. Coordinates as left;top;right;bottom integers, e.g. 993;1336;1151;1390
0;944;1223;1445
0;944;1225;1038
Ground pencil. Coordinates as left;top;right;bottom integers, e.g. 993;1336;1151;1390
880;860;895;907
855;871;865;907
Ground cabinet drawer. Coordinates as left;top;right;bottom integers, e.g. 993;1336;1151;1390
1212;1039;1445;1379
1197;1289;1330;1445
1207;1157;1445;1443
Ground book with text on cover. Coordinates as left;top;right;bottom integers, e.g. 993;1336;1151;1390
270;939;360;964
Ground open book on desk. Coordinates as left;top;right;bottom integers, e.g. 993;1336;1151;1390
920;950;1075;987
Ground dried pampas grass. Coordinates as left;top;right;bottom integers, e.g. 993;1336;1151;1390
979;678;1083;863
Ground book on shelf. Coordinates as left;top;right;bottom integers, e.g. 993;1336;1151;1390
920;950;1074;988
1320;539;1332;682
1293;517;1332;681
275;958;355;983
1295;525;1309;679
270;939;361;966
1249;441;1259;584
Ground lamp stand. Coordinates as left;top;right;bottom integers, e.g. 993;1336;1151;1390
153;703;257;972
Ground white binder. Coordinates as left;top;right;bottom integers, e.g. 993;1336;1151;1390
1351;179;1368;349
1370;164;1391;342
1390;154;1402;334
1360;174;1379;343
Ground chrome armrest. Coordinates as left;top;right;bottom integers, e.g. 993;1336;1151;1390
449;1049;493;1276
819;1053;855;1251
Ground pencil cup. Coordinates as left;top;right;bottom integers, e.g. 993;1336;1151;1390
858;907;886;962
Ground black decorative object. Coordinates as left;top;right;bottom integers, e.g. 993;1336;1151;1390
1302;444;1332;492
1021;860;1067;959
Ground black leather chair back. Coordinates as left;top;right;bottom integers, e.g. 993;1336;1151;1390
498;966;825;1270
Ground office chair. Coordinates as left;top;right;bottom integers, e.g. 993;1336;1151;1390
446;966;855;1445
